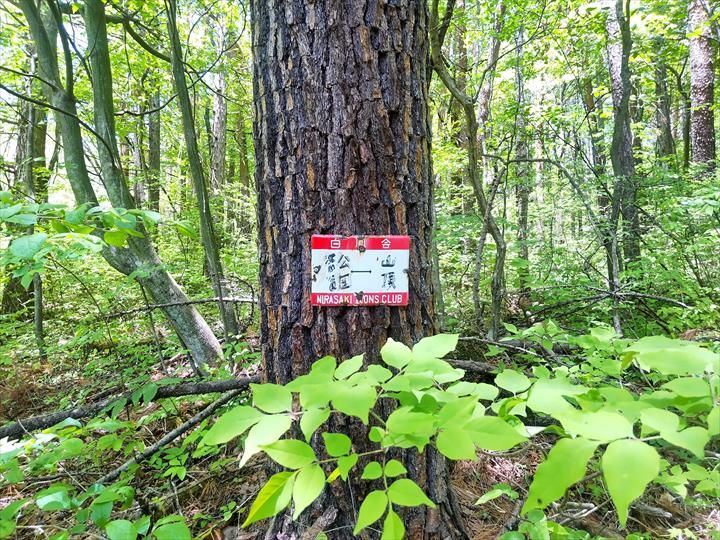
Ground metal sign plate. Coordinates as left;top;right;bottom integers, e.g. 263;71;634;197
311;235;410;306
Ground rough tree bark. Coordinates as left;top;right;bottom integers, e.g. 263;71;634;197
688;0;716;166
251;1;467;537
166;0;239;342
19;0;223;370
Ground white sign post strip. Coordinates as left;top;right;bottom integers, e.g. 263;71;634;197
311;235;410;306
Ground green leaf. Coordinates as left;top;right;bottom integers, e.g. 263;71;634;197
353;490;387;535
9;233;47;260
640;409;709;457
523;438;598;513
0;203;22;219
153;519;191;540
436;428;476;460
300;408;330;441
412;334;458;361
476;483;518;505
6;213;37;225
662;377;711;398
251;383;292;413
91;501;113;526
322;432;352;457
384;459;407;478
20;269;37;289
105;520;138;540
626;337;718;375
337;454;359;480
466;417;527;451
366;365;393;383
141;383;158;404
707;406;719;437
381;338;413;369
369;426;385;442
240;414;292;467
65;205;88;224
335;354;364;379
202;406;264;445
104;230;128;247
380;509;405;540
36;485;73;511
663;427;709;458
602;440;660;527
243;471;296;527
361;461;383;480
262;440;317;469
527;378;587;415
495;370;531;393
640;408;680;434
292;465;325;518
331;384;376;423
310;356;337;377
558;410;633;442
387;479;435;508
386;407;436;436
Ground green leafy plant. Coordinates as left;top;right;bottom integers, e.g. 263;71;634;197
201;332;719;536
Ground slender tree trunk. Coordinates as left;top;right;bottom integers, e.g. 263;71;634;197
166;0;239;341
448;1;470;214
580;77;608;177
251;1;467;537
654;56;676;162
210;28;228;194
689;0;716;166
26;64;48;361
1;101;33;315
605;0;640;264
19;0;223;370
1;51;48;359
147;89;161;213
514;28;531;296
233;112;251;234
131;104;147;207
437;0;506;338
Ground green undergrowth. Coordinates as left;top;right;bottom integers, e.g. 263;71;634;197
1;327;718;539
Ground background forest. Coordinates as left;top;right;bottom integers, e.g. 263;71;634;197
0;0;718;538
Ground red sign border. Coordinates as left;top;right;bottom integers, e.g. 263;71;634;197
311;234;411;307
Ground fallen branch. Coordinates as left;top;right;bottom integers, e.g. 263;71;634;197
105;296;255;320
98;388;243;484
459;336;574;356
0;376;259;441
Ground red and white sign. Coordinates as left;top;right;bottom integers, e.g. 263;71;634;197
311;235;410;306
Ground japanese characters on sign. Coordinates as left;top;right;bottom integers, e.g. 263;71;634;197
311;235;410;306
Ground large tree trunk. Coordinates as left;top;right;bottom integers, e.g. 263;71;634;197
605;0;640;264
19;0;223;370
251;1;466;538
166;0;239;342
688;0;716;166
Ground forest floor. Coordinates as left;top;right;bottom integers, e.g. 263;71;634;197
1;342;719;539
